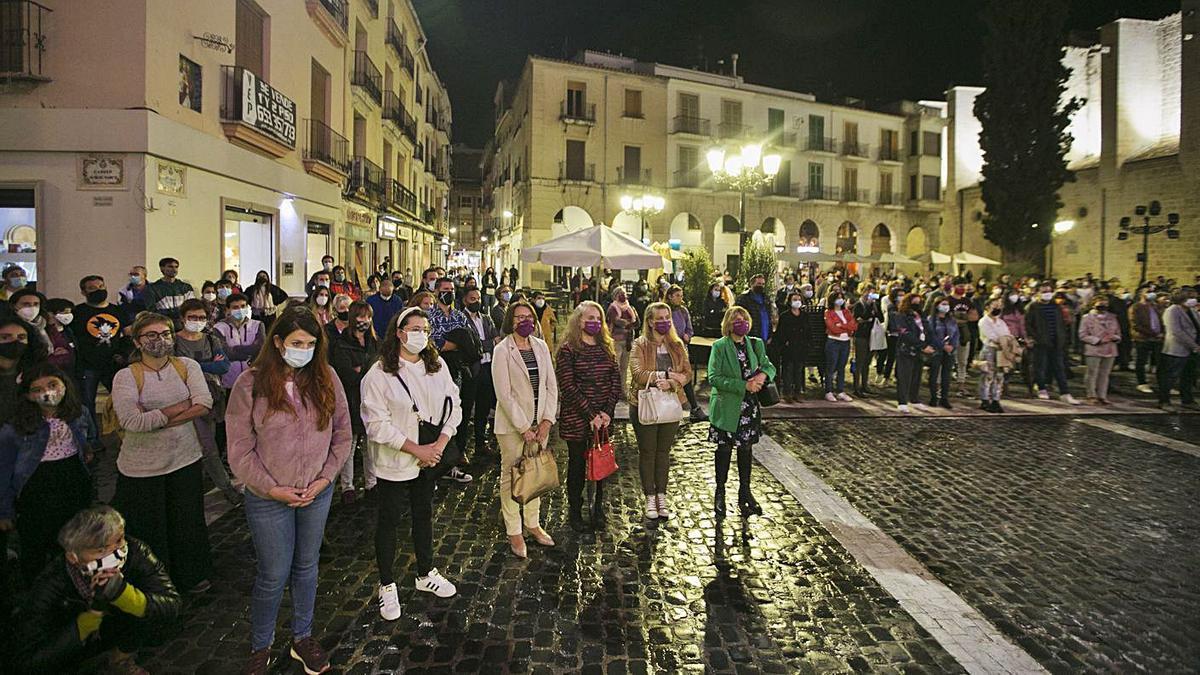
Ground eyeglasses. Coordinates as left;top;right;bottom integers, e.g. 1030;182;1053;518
138;331;173;341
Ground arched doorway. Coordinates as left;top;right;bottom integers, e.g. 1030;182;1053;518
836;221;858;254
611;211;642;241
905;225;927;256
870;224;892;255
668;212;703;249
552;206;594;238
714;214;741;275
760;217;781;235
798;220;820;249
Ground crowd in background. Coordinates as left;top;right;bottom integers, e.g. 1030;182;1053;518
0;252;1196;673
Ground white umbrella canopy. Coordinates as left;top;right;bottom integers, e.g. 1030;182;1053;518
952;251;1002;266
915;250;953;265
520;224;664;269
876;252;920;265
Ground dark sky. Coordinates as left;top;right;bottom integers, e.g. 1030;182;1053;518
413;0;1180;148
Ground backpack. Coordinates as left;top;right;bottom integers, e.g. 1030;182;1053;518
130;356;189;394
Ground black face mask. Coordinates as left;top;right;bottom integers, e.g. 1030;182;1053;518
355;320;372;333
337;311;350;322
466;301;482;313
439;291;455;306
753;285;764;294
0;341;27;360
86;289;108;304
392;279;404;287
990;308;1002;317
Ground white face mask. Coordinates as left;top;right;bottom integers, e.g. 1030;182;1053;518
711;290;721;299
403;330;429;354
937;303;950;314
217;287;233;299
501;291;512;302
202;292;217;302
54;313;73;326
1041;292;1054;302
802;290;813;298
316;295;329;306
790;300;803;309
1186;298;1198;308
183;320;207;333
1008;294;1019;303
534;299;545;308
833;298;845;307
230;307;251;321
17;306;39;321
282;346;315;368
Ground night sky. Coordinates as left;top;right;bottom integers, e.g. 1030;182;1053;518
412;0;1181;148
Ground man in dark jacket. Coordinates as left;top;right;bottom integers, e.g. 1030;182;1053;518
13;505;180;674
851;285;883;397
459;287;499;458
1025;282;1080;404
735;274;775;342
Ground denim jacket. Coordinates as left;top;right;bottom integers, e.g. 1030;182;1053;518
927;313;961;351
0;414;93;520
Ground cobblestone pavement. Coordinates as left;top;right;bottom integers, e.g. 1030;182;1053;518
138;423;960;674
771;416;1200;674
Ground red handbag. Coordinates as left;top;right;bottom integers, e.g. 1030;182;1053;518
585;426;618;481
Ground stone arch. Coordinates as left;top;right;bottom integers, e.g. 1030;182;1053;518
668;212;703;249
611;212;643;241
905;224;927;256
870;223;893;255
551;206;594;239
713;214;741;272
760;217;782;235
798;219;820;249
836;221;858;254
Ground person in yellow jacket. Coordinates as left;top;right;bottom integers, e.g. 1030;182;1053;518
531;291;557;353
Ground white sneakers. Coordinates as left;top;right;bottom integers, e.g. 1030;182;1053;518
897;404;911;413
836;392;853;402
655;494;671;519
415;568;457;598
378;583;401;621
645;495;659;520
442;467;473;483
912;403;931;412
824;392;838;402
1061;394;1081;405
1136;384;1154;394
1037;390;1051;400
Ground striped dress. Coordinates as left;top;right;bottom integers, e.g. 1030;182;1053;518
554;341;622;441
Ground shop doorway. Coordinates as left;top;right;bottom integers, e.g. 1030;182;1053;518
306;221;331;281
223;206;275;282
0;188;37;282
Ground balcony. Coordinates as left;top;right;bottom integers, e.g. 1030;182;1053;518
717;122;749;139
400;43;415;76
805;136;837;154
559;161;595;183
401;110;417;143
302;119;349;184
560;100;596;124
800;186;839;201
386;19;404;57
671;115;710;136
877;191;903;207
673;169;700;188
423;206;437;226
840;188;871;203
387;179;418;217
773;131;797;148
760;182;796;198
617;167;652;186
351;50;382;106
346;156;385;206
382;91;405;129
841;141;871;160
0;0;52;83
305;0;347;46
219;66;297;158
878;146;901;162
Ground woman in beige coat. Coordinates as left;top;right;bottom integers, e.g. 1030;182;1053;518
628;301;691;521
492;300;559;558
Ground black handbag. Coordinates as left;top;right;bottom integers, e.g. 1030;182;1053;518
756;380;781;407
394;373;460;479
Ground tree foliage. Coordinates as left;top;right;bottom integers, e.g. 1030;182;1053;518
974;0;1080;266
737;240;778;299
680;248;717;314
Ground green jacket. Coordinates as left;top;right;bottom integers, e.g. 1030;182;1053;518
706;336;776;433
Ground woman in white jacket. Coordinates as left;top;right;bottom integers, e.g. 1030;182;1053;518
360;307;461;621
492;300;559;558
977;297;1011;413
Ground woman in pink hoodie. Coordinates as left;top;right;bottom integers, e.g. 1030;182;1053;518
1078;296;1121;404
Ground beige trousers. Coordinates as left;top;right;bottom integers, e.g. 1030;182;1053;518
498;432;542;536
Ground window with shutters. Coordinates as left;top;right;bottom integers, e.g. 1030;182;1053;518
923;131;941;156
235;0;267;78
808;163;824;192
767;108;784;134
565;140;586;180
566;82;587;117
624;89;643;118
921;175;940;200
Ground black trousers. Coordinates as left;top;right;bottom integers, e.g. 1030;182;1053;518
1134;341;1160;385
114;460;211;592
375;473;434;584
877;335;897;379
566;439;604;515
457;363;497;456
928;352;953;401
714;441;754;501
853;337;874;392
895;354;923;405
16;457;92;582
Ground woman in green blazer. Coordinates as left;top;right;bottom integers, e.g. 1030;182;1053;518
706;305;776;517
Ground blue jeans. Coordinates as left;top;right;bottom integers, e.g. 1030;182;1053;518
824;339;851;394
244;485;333;651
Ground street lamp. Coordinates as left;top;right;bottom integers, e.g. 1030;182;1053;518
619;191;665;245
706;142;781;262
1117;201;1181;286
1048;220;1075;275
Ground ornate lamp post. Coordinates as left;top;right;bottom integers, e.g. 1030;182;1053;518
618;191;665;245
706;143;781;262
1117;201;1180;286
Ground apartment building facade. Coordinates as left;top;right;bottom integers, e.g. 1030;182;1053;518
0;0;451;299
484;50;946;286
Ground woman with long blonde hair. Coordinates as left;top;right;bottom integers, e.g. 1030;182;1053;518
628;302;691;520
555;301;622;531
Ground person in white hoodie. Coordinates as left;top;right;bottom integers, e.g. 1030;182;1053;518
977;297;1012;413
360;307;461;621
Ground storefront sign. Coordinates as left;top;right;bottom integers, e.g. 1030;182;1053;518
77;154;127;190
344;206;374;226
156;160;187;196
239;70;296;148
377;218;397;240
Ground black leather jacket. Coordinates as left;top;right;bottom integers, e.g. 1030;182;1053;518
12;537;180;673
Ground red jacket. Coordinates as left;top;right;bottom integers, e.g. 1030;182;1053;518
824;308;858;339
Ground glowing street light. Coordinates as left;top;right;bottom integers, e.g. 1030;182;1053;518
619;191;665;244
706;141;782;261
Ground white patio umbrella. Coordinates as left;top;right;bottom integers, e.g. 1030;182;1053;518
876;252;920;265
520;224;664;269
951;252;1002;266
915;250;953;266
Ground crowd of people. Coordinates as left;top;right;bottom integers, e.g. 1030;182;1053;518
0;253;1196;673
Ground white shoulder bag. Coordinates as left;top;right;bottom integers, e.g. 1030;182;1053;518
637;374;685;424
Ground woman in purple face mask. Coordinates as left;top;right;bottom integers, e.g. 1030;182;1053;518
491;301;559;557
554;301;622;532
705;306;776;518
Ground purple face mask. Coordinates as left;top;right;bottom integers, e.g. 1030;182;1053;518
731;320;750;336
654;320;672;335
583;319;603;336
515;319;536;337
